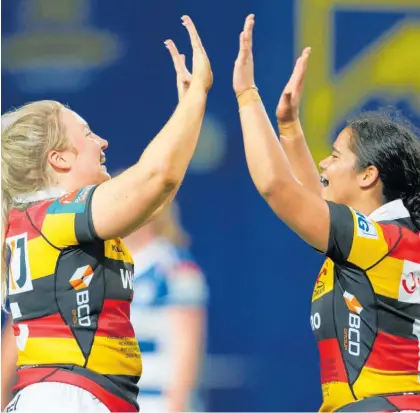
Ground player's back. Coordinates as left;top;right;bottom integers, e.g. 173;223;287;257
6;187;142;412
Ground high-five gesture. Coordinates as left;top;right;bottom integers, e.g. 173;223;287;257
233;14;256;96
164;39;192;101
168;15;212;94
276;47;311;124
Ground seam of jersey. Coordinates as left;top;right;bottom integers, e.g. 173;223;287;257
39;368;60;383
332;267;358;404
53;248;86;363
364;225;403;272
83;259;106;369
24;207;62;251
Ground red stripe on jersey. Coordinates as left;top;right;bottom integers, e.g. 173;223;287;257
386;394;420;410
14;368;137;412
365;331;419;372
95;299;135;338
318;338;348;384
13;313;73;339
7;201;53;240
381;224;420;264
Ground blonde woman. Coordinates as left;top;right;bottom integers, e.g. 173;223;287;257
1;16;212;413
124;202;208;412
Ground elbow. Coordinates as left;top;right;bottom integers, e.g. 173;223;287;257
154;165;180;194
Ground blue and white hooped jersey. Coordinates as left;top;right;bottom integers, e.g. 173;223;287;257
130;237;208;400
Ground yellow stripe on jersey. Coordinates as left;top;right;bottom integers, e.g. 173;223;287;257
347;211;389;269
86;336;142;376
104;239;134;264
366;256;403;299
17;338;85;366
28;237;60;280
312;259;334;302
319;382;355;412
353;366;420;398
42;213;78;247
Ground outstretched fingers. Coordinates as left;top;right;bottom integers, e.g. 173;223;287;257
181;15;204;51
164;39;186;74
237;14;255;63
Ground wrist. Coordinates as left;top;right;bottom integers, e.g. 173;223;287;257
236;87;261;109
278;119;303;137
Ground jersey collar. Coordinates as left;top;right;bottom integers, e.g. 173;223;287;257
368;199;410;222
13;187;67;203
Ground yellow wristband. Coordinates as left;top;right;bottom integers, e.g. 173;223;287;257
237;87;261;108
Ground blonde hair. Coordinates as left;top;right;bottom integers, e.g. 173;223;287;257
1;100;68;307
153;202;190;247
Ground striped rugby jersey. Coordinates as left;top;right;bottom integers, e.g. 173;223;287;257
311;200;420;412
6;186;142;412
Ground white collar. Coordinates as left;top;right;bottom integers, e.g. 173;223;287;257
369;199;410;222
13;187;67;203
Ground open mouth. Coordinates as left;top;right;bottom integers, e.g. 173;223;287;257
100;153;107;170
320;176;329;187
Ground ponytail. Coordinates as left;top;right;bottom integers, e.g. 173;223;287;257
1;189;12;309
402;191;420;231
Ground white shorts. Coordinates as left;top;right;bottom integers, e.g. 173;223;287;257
4;382;110;412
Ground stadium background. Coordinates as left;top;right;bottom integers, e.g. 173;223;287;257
2;0;419;411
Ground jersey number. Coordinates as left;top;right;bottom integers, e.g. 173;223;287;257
7;233;33;295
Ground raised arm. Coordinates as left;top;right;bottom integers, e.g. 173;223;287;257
233;15;330;252
276;49;322;195
92;16;213;240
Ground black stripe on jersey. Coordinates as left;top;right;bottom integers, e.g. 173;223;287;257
377;294;420;339
8;275;57;321
326;202;354;264
74;185;102;243
55;246;106;359
103;257;134;301
336;395;398;412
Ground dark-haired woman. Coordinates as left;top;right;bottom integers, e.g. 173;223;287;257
233;15;420;412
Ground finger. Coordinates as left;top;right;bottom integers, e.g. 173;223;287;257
294;47;311;93
164;39;184;73
243;14;255;50
181;15;204;51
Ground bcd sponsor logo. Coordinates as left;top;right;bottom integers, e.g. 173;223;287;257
343;291;363;357
355;211;378;240
69;265;95;327
398;260;420;303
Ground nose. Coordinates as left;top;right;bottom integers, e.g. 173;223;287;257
319;156;330;171
99;137;108;150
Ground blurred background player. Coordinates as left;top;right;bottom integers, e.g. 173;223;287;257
124;202;208;412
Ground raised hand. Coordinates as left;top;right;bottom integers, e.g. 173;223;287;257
174;15;212;93
233;14;256;96
164;39;192;101
276;47;311;124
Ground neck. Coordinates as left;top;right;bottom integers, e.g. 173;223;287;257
347;197;383;217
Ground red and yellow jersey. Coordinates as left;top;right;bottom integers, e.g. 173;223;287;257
311;201;420;412
6;186;141;412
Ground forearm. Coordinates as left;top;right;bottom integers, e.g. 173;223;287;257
278;119;322;195
239;92;296;196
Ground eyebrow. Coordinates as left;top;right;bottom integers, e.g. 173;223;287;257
332;145;341;154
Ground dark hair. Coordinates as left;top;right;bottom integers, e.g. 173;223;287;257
347;109;420;230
